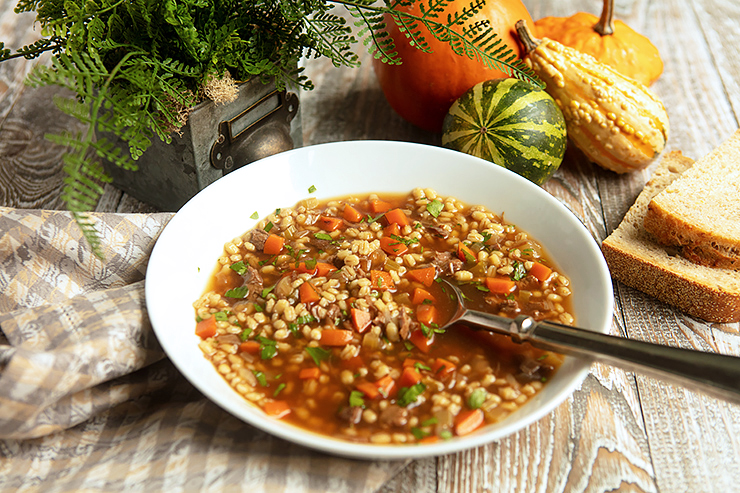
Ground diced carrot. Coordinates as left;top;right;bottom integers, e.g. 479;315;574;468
416;303;438;326
409;329;434;353
238;340;261;354
264;400;291;419
342;355;365;372
320;328;354;346
402;358;424;368
374;375;397;398
455;409;484;436
351;307;373;334
299;367;321;380
263;234;285;255
398;366;422;388
418;435;441;445
317;215;343;232
356;381;380;399
369;199;392;213
431;357;456;377
315;262;337;277
457;242;477;264
383;223;401;236
299;281;320;304
485;277;516;295
291;261;318;275
370;270;395;291
343;204;363;223
412;287;435;305
529;262;553;282
407;266;436;287
195;317;218;339
380;236;409;256
384;208;409;226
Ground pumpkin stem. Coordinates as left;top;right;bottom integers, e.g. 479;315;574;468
594;0;615;36
515;20;541;55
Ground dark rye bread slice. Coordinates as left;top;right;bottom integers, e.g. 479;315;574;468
643;130;740;270
601;151;740;323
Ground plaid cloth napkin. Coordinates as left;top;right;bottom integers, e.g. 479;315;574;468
0;207;408;492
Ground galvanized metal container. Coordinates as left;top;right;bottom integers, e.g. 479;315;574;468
101;77;301;211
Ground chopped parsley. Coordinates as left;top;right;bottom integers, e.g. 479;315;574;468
214;311;229;322
252;370;268;387
256;336;277;360
273;383;286;397
414;362;432;372
411;427;429;440
305;346;332;366
481;231;492;243
313;232;333;242
440;430;453;440
421;417;438;427
366;213;384;223
295;314;317;325
390;234;419;246
239;328;252;341
426;198;444;218
288;323;302;337
349;390;365;408
224;286;248;298
261;284;276;298
397;383;426;407
253;304;264;312
511;261;527;281
230;260;248;275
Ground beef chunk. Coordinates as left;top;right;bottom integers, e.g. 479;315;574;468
379;405;408;427
398;306;414;340
338;406;363;425
517;274;541;291
244;265;263;301
431;251;463;275
250;229;270;251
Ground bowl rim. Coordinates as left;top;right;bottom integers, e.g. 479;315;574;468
145;140;614;460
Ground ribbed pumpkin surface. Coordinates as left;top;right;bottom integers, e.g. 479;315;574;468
441;79;567;185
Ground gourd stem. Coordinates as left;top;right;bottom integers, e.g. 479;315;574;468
594;0;615;36
515;20;541;55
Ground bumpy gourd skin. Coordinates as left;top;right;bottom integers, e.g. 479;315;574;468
523;34;669;174
534;12;664;87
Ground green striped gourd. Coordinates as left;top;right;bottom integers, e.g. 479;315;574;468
441;78;567;185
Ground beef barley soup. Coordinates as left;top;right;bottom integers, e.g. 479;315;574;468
192;188;573;444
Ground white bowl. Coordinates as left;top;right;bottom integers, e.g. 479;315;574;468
146;140;613;460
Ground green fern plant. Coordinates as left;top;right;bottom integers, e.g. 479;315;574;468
0;0;540;257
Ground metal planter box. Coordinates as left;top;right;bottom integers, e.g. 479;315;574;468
101;78;301;211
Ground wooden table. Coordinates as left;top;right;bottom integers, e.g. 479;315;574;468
2;0;739;491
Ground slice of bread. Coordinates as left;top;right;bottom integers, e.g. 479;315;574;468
643;130;740;270
602;151;740;323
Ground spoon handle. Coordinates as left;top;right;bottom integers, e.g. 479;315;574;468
526;318;740;404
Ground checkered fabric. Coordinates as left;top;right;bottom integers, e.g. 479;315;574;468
0;208;407;492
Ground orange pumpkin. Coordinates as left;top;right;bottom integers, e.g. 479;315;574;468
534;0;663;86
372;0;534;133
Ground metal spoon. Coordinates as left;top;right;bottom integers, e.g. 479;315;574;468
439;279;740;404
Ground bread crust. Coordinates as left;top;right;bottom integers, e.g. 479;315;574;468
602;151;740;323
643;130;740;270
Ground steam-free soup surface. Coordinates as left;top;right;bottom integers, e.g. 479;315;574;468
193;188;572;444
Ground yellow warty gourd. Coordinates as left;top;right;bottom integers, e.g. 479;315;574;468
516;20;669;173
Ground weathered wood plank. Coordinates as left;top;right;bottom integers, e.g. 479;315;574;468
596;0;740;492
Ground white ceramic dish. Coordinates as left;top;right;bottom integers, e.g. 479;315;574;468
146;140;613;460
